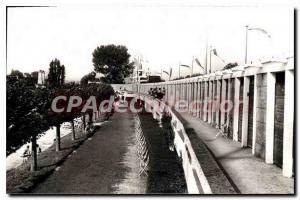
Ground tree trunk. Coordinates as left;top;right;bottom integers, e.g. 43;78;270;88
82;114;86;131
88;112;93;122
56;124;61;151
30;135;38;171
71;119;76;140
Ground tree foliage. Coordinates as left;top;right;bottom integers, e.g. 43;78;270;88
79;83;115;112
7;68;115;156
10;69;24;79
6;75;50;156
92;44;134;84
80;72;97;86
47;83;85;149
47;58;65;88
8;70;39;86
47;83;85;125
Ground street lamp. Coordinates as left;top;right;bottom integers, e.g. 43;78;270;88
244;25;271;64
245;25;249;64
209;47;225;73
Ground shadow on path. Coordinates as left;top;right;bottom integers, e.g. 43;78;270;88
139;111;187;194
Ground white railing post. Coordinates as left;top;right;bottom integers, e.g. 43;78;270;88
207;81;212;124
282;70;294;177
203;81;208;121
216;80;222;127
220;79;227;126
252;75;258;154
233;78;241;141
241;76;250;147
265;72;276;164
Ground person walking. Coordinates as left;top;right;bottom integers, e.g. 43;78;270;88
22;145;31;164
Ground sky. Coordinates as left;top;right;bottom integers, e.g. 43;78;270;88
7;3;294;81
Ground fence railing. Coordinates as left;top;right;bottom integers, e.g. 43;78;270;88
137;93;212;194
133;59;294;178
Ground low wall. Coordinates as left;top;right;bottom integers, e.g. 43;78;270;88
137;94;212;194
117;59;294;178
134;59;294;178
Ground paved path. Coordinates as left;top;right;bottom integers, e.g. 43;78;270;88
31;110;186;194
32;112;144;194
177;112;294;194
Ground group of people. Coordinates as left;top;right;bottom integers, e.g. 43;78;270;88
148;87;166;100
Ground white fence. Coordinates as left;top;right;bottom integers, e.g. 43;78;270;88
137;94;212;194
136;59;294;178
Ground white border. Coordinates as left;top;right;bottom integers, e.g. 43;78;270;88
1;0;298;199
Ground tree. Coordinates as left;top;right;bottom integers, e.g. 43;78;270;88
10;69;24;79
46;58;66;150
61;83;83;141
48;82;115;149
80;72;97;86
92;44;134;84
47;58;65;88
79;83;115;127
7;75;50;171
31;71;39;81
47;86;73;151
223;62;238;70
8;70;38;86
7;68;115;171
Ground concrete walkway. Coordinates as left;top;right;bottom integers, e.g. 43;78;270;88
31;110;187;194
178;112;294;194
32;112;146;194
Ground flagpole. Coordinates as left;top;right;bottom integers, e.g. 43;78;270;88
136;56;139;83
205;40;208;74
178;62;181;78
137;56;140;93
245;25;249;64
191;56;194;77
209;45;212;73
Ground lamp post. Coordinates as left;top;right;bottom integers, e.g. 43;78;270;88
245;25;249;64
178;62;181;78
244;25;271;65
191;56;194;77
205;39;208;74
209;45;212;73
179;63;193;77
